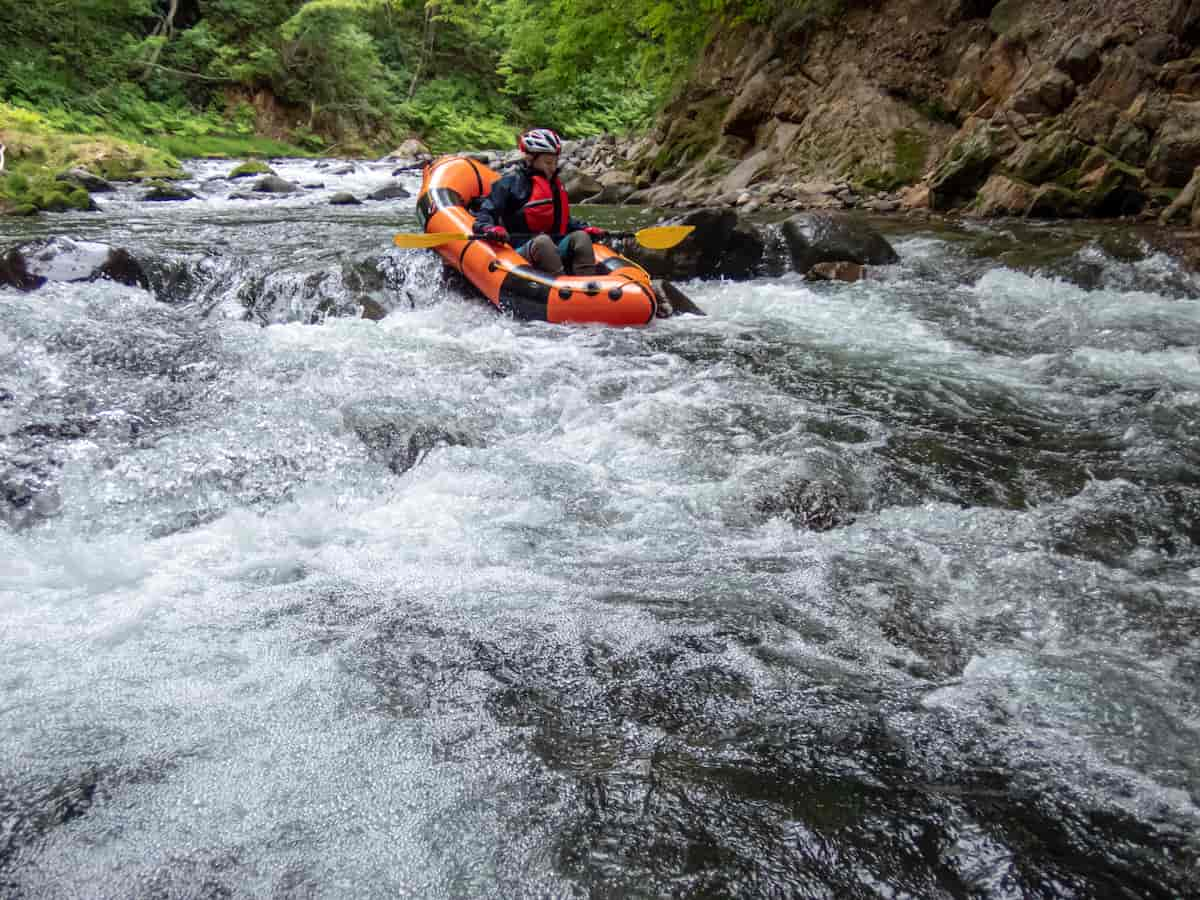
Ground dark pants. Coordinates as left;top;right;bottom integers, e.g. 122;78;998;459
518;232;599;277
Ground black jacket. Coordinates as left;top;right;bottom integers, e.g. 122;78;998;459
473;164;588;236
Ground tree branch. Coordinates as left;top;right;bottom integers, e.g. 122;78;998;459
141;62;239;84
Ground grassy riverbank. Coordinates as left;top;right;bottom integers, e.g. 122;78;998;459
0;101;316;215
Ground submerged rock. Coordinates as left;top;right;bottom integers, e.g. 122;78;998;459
253;175;301;194
367;183;412;201
330;192;362;206
141;183;197;202
806;261;866;283
1;237;149;292
753;478;856;531
342;400;479;476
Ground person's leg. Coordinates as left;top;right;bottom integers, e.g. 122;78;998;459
525;234;565;276
560;232;599;276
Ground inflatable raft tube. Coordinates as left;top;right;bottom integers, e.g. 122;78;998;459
416;156;658;326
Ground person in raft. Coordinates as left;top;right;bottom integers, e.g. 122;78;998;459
472;128;607;278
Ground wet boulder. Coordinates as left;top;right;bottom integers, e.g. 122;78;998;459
141;182;197;202
228;160;274;179
806;261;867;283
1;248;46;291
367;183;412;201
780;212;899;274
253;175;301;194
1;237;149;292
56;167;116;193
621;208;765;280
330;192;362;206
2;454;63;530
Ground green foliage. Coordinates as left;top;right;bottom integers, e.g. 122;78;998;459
148;133;311;159
0;0;848;156
893;129;928;184
398;76;517;152
1;170;91;214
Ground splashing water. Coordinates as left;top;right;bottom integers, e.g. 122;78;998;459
1;160;1198;898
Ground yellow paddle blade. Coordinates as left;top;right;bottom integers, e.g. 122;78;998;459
392;232;473;248
633;225;695;250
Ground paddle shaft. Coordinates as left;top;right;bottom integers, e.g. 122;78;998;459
489;231;637;244
393;225;693;251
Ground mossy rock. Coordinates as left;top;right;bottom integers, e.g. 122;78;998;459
36;185;96;212
0;198;37;217
229;160;275;179
1028;184;1086;218
651;95;731;178
2;171;97;213
1005;130;1088;184
861;129;931;191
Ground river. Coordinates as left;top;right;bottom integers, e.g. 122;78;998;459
1;157;1198;898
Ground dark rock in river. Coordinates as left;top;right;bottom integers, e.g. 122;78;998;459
781;213;899;273
141;183;197;202
623;208;766;280
806;261;867;283
753;478;856;532
1;248;47;291
56;167;117;193
1;237;150;292
342;399;479;476
253;175;301;194
367;183;413;201
1;454;63;530
330;192;362;206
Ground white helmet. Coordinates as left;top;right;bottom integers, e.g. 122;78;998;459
518;128;562;155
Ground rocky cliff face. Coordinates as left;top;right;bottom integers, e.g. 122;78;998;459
624;0;1200;222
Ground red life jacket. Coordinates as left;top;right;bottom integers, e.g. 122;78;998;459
519;173;570;236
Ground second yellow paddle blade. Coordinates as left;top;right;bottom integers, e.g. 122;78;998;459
634;225;695;250
392;232;472;249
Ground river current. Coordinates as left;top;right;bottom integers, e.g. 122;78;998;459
1;158;1198;898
